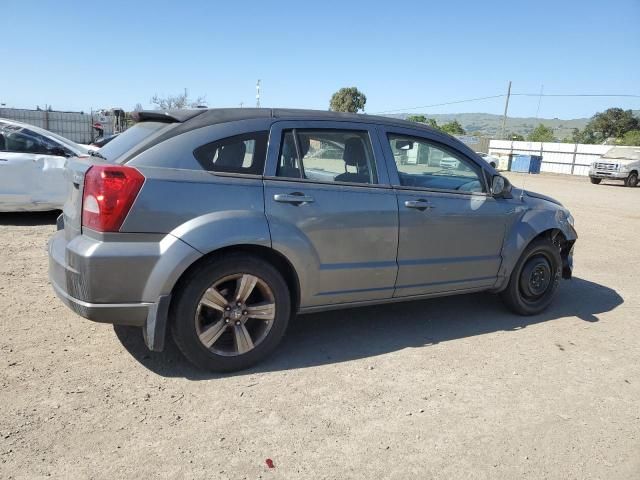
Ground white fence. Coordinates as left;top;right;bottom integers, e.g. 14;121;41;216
0;108;115;144
488;140;619;176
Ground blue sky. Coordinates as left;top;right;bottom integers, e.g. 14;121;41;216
1;0;639;119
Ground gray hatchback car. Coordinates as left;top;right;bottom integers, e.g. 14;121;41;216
49;109;577;371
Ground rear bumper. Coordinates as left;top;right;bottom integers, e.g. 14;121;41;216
49;279;150;326
48;228;201;350
48;230;150;326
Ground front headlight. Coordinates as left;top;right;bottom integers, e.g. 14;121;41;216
567;213;575;227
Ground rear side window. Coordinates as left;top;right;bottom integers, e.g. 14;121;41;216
276;129;377;184
193;131;268;175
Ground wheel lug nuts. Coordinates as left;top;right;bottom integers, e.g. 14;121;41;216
235;321;241;326
243;310;248;315
225;306;231;311
224;318;230;323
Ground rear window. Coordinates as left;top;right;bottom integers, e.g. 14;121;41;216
193;131;268;175
100;121;170;161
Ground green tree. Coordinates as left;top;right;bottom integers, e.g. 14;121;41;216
407;115;427;123
329;87;367;113
507;133;525;141
426;118;439;129
440;120;465;135
585;108;639;142
618;130;640;146
527;124;556;142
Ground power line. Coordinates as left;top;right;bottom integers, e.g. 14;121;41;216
372;94;505;114
512;93;640;98
373;92;640;115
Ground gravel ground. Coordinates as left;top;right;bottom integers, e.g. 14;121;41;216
1;173;638;479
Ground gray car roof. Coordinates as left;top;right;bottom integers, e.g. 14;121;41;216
137;108;439;134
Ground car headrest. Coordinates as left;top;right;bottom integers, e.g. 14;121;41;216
217;141;246;167
343;137;367;167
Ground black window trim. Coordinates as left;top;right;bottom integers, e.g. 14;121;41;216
385;132;490;196
274;127;380;186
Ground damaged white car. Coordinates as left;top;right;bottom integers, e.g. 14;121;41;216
0;119;94;212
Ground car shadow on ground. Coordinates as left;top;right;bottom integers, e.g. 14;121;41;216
113;277;622;380
0;211;59;226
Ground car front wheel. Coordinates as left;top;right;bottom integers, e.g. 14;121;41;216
171;254;291;372
625;172;638;187
590;177;602;185
500;237;561;316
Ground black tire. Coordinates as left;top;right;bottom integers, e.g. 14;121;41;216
171;254;291;372
500;237;561;316
624;172;638;187
590;177;602;185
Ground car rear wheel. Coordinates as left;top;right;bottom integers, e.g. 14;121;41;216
625;172;638;187
171;254;291;372
590;177;602;185
500;237;561;316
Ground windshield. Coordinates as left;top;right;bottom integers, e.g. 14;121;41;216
98;121;171;161
602;147;640;161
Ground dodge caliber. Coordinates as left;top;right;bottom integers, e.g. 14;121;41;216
49;109;577;371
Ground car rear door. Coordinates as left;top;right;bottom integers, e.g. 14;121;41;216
378;125;513;298
264;121;398;308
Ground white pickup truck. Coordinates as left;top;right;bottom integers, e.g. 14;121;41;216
589;146;640;187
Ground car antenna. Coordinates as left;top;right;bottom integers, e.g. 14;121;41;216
520;174;526;201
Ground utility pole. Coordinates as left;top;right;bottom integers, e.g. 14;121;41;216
256;79;261;108
535;84;544;118
500;80;512;140
239;102;244;108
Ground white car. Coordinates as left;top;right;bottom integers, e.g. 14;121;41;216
0;118;94;212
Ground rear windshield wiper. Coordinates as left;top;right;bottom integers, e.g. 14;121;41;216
89;150;107;160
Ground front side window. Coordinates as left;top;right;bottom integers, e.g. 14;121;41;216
388;134;484;193
277;129;377;184
0;124;61;155
194;131;268;175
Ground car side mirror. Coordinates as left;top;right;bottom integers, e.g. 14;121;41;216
491;175;512;198
395;140;414;150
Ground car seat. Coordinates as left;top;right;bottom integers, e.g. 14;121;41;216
335;137;370;183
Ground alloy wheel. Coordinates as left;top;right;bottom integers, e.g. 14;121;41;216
195;273;276;356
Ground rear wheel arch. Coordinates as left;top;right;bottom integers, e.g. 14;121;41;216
170;244;301;315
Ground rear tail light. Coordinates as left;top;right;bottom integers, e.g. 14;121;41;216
82;165;144;232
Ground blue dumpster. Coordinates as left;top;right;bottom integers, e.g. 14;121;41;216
510;155;542;174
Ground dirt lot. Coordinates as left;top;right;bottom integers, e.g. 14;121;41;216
1;173;639;479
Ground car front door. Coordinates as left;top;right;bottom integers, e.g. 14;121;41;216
379;126;514;297
264;121;398;308
0;125;69;210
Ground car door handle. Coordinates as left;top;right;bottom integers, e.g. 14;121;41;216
404;199;434;210
0;158;7;162
273;193;315;204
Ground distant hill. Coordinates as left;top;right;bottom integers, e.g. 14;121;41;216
385;112;592;139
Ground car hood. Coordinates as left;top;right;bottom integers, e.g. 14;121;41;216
523;189;563;206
